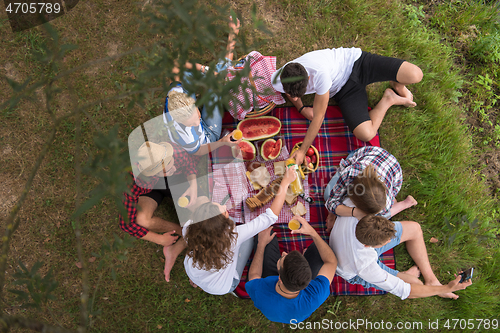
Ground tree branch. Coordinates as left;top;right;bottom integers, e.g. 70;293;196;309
74;108;89;332
0;121;58;307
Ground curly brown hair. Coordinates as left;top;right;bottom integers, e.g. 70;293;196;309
348;164;387;214
185;202;238;271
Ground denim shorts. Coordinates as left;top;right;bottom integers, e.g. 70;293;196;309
347;221;402;289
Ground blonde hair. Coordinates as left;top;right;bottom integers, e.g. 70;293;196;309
167;90;196;123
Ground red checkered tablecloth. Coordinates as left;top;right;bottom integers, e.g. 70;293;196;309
211;161;247;225
242;143;310;224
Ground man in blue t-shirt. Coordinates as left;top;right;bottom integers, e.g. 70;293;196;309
246;216;337;324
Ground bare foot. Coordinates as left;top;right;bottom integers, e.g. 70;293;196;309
404;265;421;278
189;278;198;288
326;212;337;233
383;88;416;108
300;106;314;121
390;81;414;102
403;195;418;209
163;245;177;282
426;280;459;299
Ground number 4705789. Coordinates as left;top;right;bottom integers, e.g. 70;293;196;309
5;2;61;14
443;319;498;330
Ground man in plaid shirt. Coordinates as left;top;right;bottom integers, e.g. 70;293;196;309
120;141;198;282
324;146;417;231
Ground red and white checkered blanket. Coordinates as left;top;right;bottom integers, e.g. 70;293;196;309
211;141;309;225
241;143;310;224
226;51;285;120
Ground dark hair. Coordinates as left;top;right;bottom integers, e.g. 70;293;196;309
185;202;237;271
279;251;311;292
280;63;308;98
348;165;387;214
355;214;395;247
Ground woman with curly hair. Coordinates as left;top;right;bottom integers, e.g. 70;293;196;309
182;167;297;295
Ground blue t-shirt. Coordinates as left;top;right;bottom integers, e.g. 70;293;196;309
245;275;330;324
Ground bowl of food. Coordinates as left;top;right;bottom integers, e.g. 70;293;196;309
291;142;320;174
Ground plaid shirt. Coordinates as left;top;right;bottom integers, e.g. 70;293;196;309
119;143;199;238
325;146;402;217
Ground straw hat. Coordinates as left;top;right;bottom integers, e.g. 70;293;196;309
137;141;174;177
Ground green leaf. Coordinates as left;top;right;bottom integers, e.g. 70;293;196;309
30;261;43;277
73;191;106;219
8;289;29;301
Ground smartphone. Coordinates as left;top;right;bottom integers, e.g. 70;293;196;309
459;267;474;283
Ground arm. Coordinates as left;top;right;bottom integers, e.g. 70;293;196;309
172;62;208;81
291;215;337;283
291;92;329;166
248;227;276;281
408;275;472;299
141;230;179;247
193;130;241;156
269;166;297;216
181;173;198;208
335;205;367;220
226;17;240;61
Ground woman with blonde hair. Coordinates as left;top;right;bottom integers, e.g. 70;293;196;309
324;146;417;232
163;17;241;156
183;167;296;295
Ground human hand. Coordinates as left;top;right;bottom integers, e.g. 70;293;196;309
258;226;276;247
326;212;336;233
282;164;298;185
448;273;473;292
221;131;242;147
229;16;240;35
291;149;306;167
181;183;198;208
160;230;179;247
290;215;317;237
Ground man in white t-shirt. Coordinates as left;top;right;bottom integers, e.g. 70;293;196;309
329;199;472;300
271;48;423;166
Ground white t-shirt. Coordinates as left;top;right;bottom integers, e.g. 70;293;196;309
271;47;362;97
183;208;278;295
329;199;411;300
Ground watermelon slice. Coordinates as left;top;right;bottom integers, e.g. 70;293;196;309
237;116;281;141
261;138;283;161
232;140;256;161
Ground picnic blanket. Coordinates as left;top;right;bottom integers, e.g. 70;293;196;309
226;51;286;119
216;105;395;297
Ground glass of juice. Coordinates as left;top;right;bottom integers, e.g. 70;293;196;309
288;219;301;231
178;196;189;207
231;129;243;141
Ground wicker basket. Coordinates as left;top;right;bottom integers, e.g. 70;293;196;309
245;101;276;118
291;142;320;174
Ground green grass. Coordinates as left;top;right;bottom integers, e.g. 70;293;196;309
1;0;499;331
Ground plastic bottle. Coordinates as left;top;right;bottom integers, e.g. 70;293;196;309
285;158;304;195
